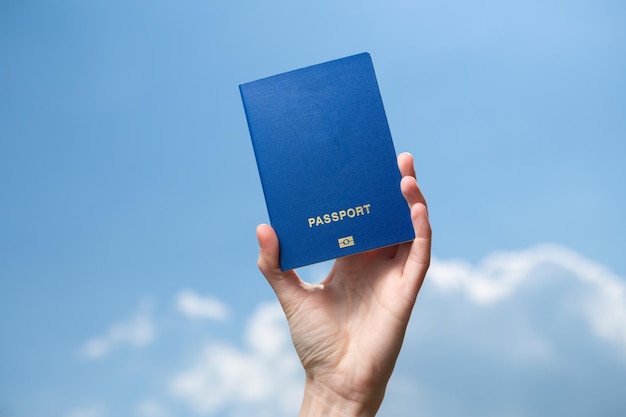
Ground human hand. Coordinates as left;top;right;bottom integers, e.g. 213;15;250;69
256;152;431;417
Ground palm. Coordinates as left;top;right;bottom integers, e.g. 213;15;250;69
281;243;422;403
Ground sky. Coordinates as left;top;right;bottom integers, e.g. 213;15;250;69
1;0;625;416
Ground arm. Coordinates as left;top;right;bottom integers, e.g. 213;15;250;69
256;152;431;417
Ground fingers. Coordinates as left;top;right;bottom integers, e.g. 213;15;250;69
256;224;304;307
397;152;416;178
256;223;281;268
398;152;427;210
401;202;431;289
400;176;426;208
397;152;431;291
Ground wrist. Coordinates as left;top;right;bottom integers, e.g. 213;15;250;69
299;374;382;417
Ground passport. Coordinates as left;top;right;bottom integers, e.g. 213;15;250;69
239;52;415;270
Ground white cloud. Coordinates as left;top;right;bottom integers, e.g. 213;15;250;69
176;289;229;321
81;300;156;360
170;302;303;416
427;244;626;351
70;245;626;417
380;243;626;417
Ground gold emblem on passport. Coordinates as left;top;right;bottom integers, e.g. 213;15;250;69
338;236;355;248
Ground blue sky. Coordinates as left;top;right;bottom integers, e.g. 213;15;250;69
1;0;625;416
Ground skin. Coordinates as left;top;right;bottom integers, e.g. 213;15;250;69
256;152;432;417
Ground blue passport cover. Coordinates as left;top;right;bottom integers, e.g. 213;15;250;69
240;53;415;270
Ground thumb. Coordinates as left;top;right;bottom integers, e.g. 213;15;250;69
256;224;304;309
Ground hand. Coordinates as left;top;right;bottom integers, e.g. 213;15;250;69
256;152;431;417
